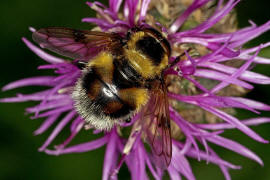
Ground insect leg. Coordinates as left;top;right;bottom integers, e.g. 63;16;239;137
168;48;191;69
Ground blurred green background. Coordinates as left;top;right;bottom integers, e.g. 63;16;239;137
0;0;270;180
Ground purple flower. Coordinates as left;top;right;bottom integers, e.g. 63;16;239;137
2;0;270;179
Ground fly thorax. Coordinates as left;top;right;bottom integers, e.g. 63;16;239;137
124;31;169;79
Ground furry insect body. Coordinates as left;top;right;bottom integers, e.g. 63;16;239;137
33;26;173;165
72;52;149;130
71;28;171;130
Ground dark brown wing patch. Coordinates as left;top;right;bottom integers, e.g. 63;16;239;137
32;27;122;60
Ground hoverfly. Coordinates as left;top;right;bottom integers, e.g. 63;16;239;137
33;26;175;166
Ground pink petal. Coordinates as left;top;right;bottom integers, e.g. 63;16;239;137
38;111;76;151
2;76;56;91
103;130;119;180
171;144;195;180
22;38;64;64
139;0;151;22
194;69;253;89
207;135;263;165
169;0;212;33
197;117;270;130
45;135;108;155
34;113;61;135
201;105;268;143
200;62;270;84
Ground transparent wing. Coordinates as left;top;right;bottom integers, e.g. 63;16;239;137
32;27;121;60
141;81;172;167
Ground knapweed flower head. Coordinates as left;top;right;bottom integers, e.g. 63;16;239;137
2;0;270;179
